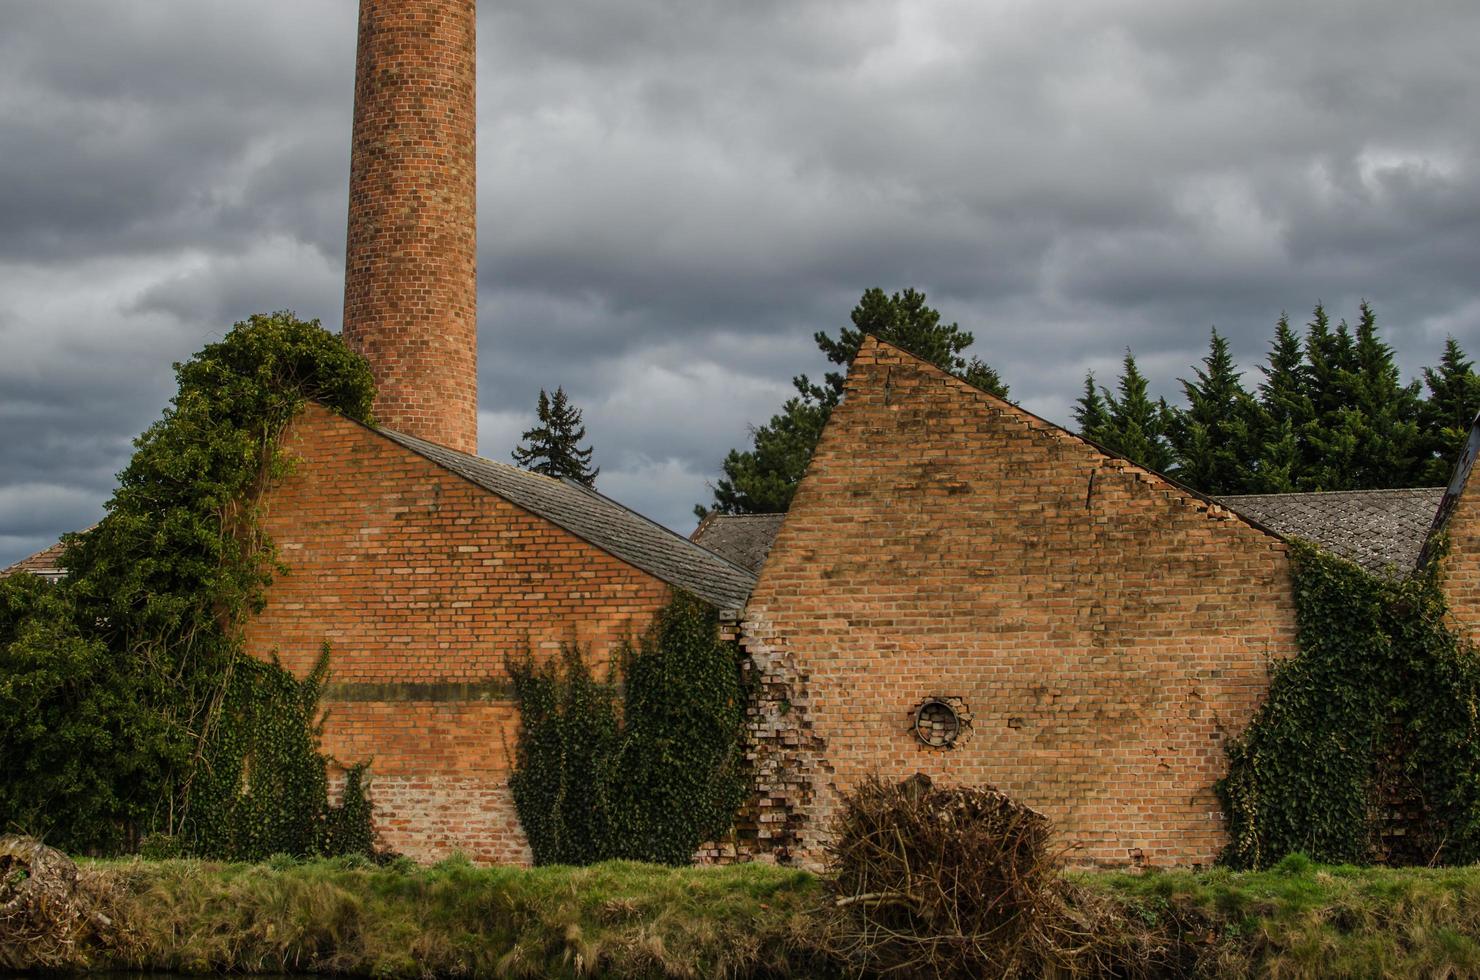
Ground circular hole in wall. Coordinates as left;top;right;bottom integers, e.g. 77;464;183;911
914;698;961;748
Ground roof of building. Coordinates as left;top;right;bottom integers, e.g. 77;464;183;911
1215;487;1444;576
690;513;788;574
380;427;758;610
689;488;1446;580
0;537;70;581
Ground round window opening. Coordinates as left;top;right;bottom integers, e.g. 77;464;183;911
914;698;961;748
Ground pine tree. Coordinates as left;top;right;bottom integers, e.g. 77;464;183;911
512;387;599;488
1073;372;1110;444
1347;300;1422;488
1096;350;1175;473
1166;328;1263;494
1299;303;1363;490
1419;337;1480;484
697;288;1007;518
1253;314;1311;492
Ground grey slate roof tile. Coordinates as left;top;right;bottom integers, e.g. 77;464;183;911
380;428;758;610
690;513;787;574
692;489;1446;580
1215;488;1444;576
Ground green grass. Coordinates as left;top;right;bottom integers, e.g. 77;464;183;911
89;855;831;978
18;852;1480;977
1083;853;1480;978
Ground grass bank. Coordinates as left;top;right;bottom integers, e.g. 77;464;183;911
1085;853;1480;978
11;850;1480;977
22;855;831;978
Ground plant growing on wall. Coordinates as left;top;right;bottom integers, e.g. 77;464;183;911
508;592;749;865
0;312;378;857
1218;540;1480;869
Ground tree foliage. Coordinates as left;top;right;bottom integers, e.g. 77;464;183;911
508;592;748;866
511;386;599;488
700;287;1007;518
1073;303;1480;495
0;312;377;856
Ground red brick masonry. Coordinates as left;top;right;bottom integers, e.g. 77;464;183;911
343;0;479;454
244;405;670;863
739;339;1300;869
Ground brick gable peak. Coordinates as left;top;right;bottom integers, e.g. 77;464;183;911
851;335;1285;543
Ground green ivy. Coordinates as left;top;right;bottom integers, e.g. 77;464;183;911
508;592;749;866
1218;540;1480;868
0;312;378;857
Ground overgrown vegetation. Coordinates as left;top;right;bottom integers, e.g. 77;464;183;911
1217;540;1480;869
1091;855;1480;979
0;312;377;858
2;845;827;978
14;832;1480;977
508;592;749;866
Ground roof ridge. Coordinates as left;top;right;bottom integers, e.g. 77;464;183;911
1219;487;1444;500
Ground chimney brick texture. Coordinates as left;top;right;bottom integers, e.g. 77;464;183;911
344;0;478;454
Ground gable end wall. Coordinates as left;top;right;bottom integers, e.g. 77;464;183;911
243;404;672;863
741;339;1299;868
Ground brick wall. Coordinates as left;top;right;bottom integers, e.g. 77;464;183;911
1439;464;1480;642
243;404;671;862
740;338;1299;869
343;0;478;454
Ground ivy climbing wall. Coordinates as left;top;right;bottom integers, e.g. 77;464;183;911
740;338;1301;869
243;404;671;863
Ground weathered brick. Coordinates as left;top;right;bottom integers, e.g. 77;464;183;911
739;338;1300;869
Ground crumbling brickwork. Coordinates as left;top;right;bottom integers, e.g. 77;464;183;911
344;0;478;454
244;404;671;862
740;338;1300;869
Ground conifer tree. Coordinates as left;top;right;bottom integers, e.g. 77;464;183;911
698;288;1007;518
1095;350;1175;474
1253;314;1311;492
1299;303;1363;489
1073;372;1110;445
1347;301;1422;488
1166;329;1263;494
1420;337;1480;484
512;387;599;488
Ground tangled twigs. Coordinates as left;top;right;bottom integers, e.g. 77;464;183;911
0;835;133;970
820;775;1177;978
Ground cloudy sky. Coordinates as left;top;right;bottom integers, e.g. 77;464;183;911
3;0;1479;567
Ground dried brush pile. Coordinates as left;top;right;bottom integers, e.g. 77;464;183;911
821;775;1175;978
0;835;133;970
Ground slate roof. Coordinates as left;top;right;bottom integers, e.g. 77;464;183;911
0;538;70;581
690;513;787;574
1214;488;1444;576
380;428;758;610
690;489;1447;580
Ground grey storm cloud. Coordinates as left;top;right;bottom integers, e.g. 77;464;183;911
3;0;1480;567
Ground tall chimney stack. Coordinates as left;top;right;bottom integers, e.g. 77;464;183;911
344;0;478;454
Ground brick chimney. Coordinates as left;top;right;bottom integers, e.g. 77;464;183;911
343;0;478;454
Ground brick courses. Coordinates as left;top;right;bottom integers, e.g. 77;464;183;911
1437;459;1480;642
739;338;1300;869
343;0;478;454
244;404;672;862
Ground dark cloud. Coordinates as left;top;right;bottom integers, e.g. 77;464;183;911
4;0;1480;567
